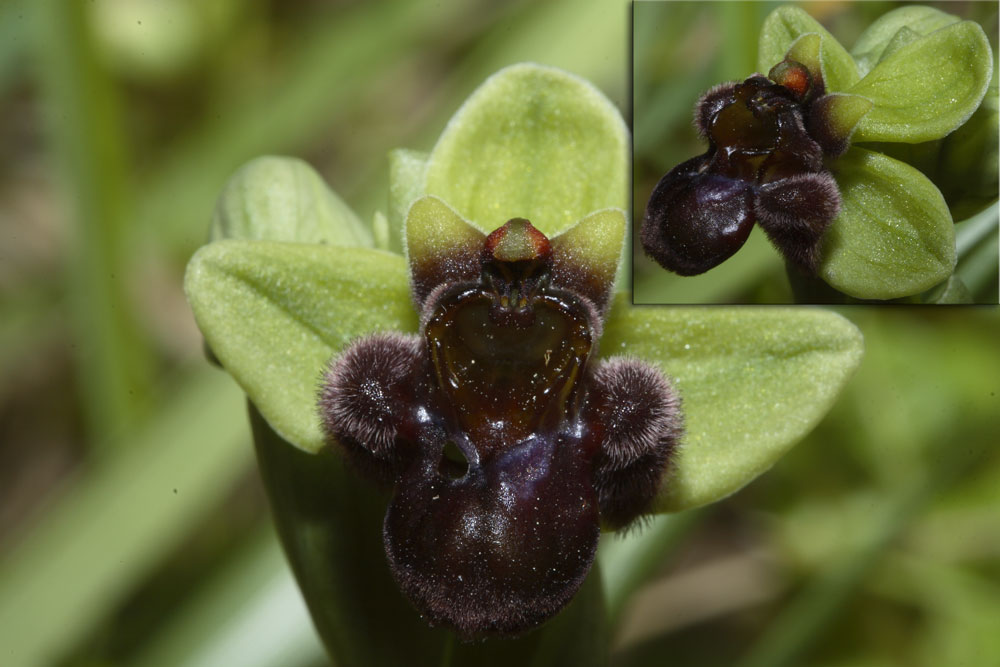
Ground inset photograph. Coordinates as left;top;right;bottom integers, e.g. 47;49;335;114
633;1;998;304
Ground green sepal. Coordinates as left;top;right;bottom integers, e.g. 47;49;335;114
757;6;859;93
184;241;418;453
851;6;961;78
849;21;993;143
820;147;955;300
387;148;429;254
600;299;864;512
424;63;628;236
210;156;372;247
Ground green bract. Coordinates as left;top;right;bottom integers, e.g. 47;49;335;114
185;63;863;661
758;5;994;300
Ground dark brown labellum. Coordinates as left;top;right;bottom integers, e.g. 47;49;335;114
320;218;683;638
642;63;844;276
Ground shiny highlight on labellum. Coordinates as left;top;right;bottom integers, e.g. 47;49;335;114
641;37;868;276
319;206;682;638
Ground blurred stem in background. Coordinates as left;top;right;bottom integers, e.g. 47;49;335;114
34;0;152;446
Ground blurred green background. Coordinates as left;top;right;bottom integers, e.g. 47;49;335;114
633;1;999;304
1;1;998;666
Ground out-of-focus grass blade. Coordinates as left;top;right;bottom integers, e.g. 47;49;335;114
0;0;29;92
598;512;701;627
0;366;250;667
133;524;325;667
954;202;999;302
33;0;151;445
737;310;1000;667
138;0;631;259
136;0;479;255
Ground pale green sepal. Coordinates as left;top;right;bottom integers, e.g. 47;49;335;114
851;6;960;77
600;299;864;513
820;147;955;300
424;63;628;236
388;148;429;254
849;21;993;143
210;156;373;247
184;241;418;453
757;6;859;92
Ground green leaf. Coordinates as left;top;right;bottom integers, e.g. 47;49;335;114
424;63;628;236
210;156;373;247
850;6;961;78
185;241;418;453
757;6;859;93
600;300;864;513
820;147;955;300
849;21;993;143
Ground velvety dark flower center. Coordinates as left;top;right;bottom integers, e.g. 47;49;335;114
320;217;684;638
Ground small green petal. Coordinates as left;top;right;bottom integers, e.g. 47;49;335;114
820;147;955;300
210;156;372;247
551;208;625;315
387;148;429;254
185;241;417;453
600;300;864;513
851;6;961;78
849;21;993;143
758;6;859;92
808;93;874;156
405;195;485;306
424;63;628;237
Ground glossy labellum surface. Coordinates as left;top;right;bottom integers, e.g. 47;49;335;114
319;200;682;637
642;38;869;276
